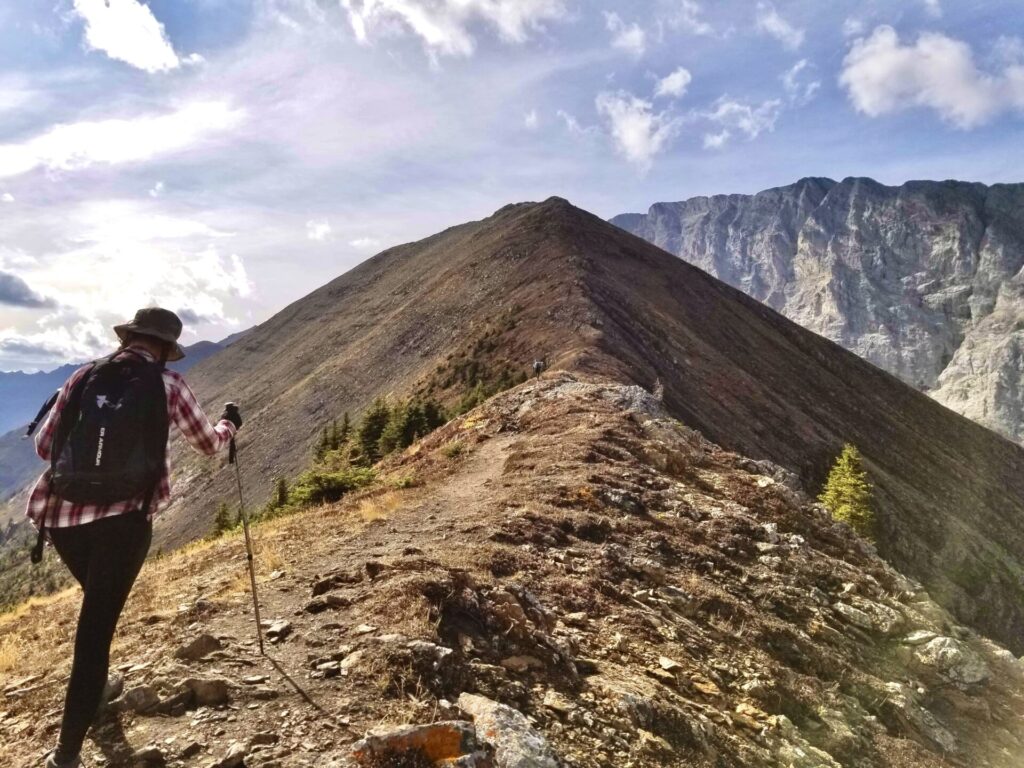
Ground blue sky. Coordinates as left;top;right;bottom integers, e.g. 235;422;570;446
0;0;1022;370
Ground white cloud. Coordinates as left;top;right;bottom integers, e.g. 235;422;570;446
306;219;332;241
655;67;692;99
605;12;646;57
704;96;782;143
149;181;165;198
703;129;730;149
668;0;714;36
0;202;252;367
839;26;1024;129
1;193;13;203
992;36;1024;67
340;0;567;58
595;90;681;171
556;109;598;137
842;16;866;38
349;237;381;250
782;59;820;105
922;0;942;18
0;101;244;179
72;0;181;73
756;2;804;50
524;109;539;129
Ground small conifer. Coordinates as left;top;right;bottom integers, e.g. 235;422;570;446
819;443;876;540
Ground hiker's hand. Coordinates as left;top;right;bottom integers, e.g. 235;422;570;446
221;402;243;429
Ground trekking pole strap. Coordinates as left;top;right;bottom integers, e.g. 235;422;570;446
25;390;60;438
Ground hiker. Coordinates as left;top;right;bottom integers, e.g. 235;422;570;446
533;358;546;378
26;308;242;768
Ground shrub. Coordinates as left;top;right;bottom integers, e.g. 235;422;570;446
443;440;465;459
287;467;376;508
819;443;876;540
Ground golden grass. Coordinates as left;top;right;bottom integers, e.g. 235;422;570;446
0;634;21;673
0;586;78;628
358;491;404;522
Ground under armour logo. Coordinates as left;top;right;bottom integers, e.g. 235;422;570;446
96;395;123;410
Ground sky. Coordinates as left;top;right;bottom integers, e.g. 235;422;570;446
0;0;1022;371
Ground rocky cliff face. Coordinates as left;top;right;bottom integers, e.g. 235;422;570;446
611;177;1024;443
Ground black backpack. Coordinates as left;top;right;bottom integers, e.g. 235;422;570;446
49;352;169;506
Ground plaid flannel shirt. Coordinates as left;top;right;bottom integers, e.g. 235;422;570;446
26;346;236;530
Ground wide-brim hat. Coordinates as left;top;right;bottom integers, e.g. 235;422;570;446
114;307;186;362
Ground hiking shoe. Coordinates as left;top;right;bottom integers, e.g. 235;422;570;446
44;750;81;768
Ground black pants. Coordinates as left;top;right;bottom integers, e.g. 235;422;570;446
49;512;152;760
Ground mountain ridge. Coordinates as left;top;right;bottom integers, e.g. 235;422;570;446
141;196;1024;655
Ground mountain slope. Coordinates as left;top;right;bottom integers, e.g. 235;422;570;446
3;375;1023;768
156;197;1024;656
610;177;1024;443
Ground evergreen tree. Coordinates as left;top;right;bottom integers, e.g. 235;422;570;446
378;401;408;456
315;426;330;461
212;501;232;537
819;444;876;540
358;397;392;465
340;412;351;444
423;399;446;432
329;419;341;450
274;477;289;508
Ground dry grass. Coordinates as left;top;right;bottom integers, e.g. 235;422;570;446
0;633;21;673
0;586;77;628
358;491;405;522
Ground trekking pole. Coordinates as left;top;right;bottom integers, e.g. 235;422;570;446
229;431;265;656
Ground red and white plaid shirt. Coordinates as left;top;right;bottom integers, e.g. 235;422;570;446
26;346;236;530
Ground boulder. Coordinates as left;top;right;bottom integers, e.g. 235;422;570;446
114;685;160;714
458;693;559;768
174;633;223;661
914;637;990;689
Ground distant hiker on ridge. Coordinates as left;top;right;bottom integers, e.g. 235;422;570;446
25;308;243;768
533;358;546;378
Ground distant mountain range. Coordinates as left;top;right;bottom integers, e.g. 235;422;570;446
611;177;1024;444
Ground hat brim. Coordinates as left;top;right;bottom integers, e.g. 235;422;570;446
114;324;186;362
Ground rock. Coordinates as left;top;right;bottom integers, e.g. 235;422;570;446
658;656;683;672
304;594;351;614
264;620;292;642
914;637;990;689
340;649;366;670
174;633;223;661
133;744;165;763
211;741;247;768
542;690;573;715
834;599;904;636
248;732;279;749
881;682;957;753
354;623;377;635
179;742;205;760
183;677;231;707
500;656;544;673
242;675;270;685
352;721;490;765
458;693;559;768
634;729;672;760
902;630;939;646
114;685;160;714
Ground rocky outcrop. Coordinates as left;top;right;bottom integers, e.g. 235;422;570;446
612;177;1024;443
